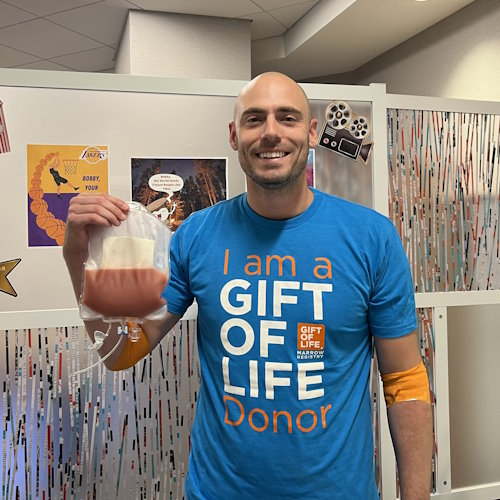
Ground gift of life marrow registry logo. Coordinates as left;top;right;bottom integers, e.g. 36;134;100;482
220;248;333;435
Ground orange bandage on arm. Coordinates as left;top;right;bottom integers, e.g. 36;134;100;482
110;324;151;371
381;360;430;408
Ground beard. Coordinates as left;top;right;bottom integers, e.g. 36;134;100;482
239;148;309;191
243;165;302;190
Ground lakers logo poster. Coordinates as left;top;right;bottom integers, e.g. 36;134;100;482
27;145;109;247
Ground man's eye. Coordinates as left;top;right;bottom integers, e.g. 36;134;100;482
243;116;262;127
282;115;297;122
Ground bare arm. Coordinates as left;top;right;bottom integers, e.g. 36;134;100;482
374;330;433;500
63;193;181;368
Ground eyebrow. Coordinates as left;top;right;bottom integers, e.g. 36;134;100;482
240;106;304;119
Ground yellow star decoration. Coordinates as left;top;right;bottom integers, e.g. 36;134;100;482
0;258;21;297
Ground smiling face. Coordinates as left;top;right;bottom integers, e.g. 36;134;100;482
229;72;317;192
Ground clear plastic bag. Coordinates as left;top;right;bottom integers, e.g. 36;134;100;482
79;201;172;341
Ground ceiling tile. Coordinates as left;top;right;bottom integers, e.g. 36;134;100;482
269;0;317;28
51;45;115;71
127;0;262;18
0;1;37;28
1;0;104;17
47;0;136;45
0;43;40;66
14;59;72;70
0;19;103;59
238;11;287;40
252;0;317;11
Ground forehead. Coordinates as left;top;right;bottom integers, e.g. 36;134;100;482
235;75;309;117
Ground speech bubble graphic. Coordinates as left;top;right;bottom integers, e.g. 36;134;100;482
149;174;184;202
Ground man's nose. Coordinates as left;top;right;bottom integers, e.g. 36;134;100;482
261;116;280;141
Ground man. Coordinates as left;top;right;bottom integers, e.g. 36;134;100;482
63;72;432;499
49;152;79;198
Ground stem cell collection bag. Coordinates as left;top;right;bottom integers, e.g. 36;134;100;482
80;202;172;330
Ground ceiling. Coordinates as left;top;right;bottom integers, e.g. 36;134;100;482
0;0;475;80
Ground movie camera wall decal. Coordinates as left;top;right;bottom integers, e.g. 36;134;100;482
318;101;373;163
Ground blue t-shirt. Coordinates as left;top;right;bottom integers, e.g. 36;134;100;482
165;189;416;499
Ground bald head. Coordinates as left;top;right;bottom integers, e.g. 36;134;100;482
233;72;311;124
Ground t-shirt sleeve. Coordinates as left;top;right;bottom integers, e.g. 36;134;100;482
163;224;194;316
368;222;417;338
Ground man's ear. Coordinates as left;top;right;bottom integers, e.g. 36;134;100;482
309;118;318;148
229;121;238;151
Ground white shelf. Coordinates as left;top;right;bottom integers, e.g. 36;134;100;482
415;290;500;309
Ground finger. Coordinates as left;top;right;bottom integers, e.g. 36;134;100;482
68;204;121;227
69;194;129;226
71;193;130;214
67;211;117;228
75;193;129;212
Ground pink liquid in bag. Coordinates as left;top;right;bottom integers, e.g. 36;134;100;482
81;268;167;318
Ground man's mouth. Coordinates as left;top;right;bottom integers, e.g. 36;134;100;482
257;151;288;159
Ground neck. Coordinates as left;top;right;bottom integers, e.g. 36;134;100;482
246;180;313;220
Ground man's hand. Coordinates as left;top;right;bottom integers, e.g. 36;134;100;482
64;193;129;261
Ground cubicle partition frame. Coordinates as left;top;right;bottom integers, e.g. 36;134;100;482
381;92;500;499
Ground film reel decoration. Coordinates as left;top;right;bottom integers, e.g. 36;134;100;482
318;100;373;164
326;101;353;130
349;116;370;140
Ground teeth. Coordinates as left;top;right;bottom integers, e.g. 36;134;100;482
258;151;286;159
